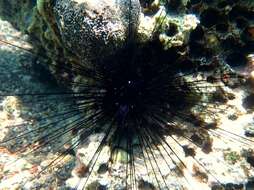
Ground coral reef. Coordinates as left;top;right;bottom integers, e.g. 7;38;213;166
0;0;200;82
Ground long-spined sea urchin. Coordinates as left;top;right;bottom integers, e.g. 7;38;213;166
0;0;254;190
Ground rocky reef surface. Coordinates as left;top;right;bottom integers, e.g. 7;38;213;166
0;0;200;83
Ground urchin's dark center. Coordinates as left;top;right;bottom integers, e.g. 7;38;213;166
98;41;197;126
102;61;149;120
113;79;143;109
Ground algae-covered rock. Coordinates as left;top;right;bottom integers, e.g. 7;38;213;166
53;0;141;63
158;13;200;49
0;0;143;80
0;0;36;32
137;2;199;48
0;0;66;75
0;0;200;68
